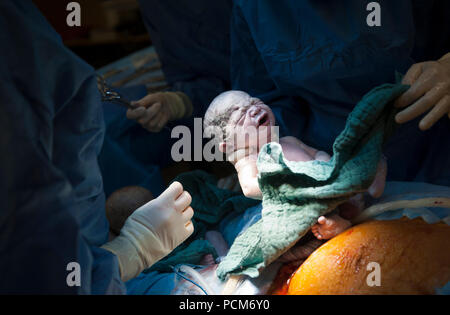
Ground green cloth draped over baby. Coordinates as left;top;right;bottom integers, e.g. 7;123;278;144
216;82;409;280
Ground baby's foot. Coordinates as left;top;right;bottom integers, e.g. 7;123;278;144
311;215;351;240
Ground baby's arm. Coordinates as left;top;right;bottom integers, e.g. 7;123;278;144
234;155;262;200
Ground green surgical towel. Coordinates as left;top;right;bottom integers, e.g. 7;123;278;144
217;82;409;280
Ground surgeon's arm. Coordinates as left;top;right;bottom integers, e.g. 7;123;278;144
0;80;124;294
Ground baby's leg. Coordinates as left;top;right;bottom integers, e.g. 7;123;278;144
278;239;323;263
311;214;351;240
200;231;229;265
368;158;387;198
338;194;365;220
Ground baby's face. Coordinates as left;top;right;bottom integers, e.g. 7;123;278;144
222;91;276;151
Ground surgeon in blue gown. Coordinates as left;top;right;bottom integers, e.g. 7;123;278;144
0;1;125;294
98;0;233;198
109;1;235;294
137;0;232;121
230;0;450;185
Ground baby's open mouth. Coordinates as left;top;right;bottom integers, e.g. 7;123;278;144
257;112;270;127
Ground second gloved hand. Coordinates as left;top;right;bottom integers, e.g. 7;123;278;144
102;182;194;282
127;91;193;132
395;52;450;130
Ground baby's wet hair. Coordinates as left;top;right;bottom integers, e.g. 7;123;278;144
204;91;251;144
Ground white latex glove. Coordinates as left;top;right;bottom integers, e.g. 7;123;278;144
395;52;450;130
102;182;194;282
127;91;193;133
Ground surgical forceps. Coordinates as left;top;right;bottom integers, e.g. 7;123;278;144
96;75;171;132
97;75;134;109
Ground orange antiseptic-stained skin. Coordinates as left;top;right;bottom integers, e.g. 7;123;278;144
287;219;450;295
269;262;303;295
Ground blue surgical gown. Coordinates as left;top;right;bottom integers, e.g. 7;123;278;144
0;1;124;294
96;0;234;197
138;0;232;116
231;0;450;185
99;85;167;198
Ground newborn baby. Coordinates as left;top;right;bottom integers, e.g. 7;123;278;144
204;91;383;241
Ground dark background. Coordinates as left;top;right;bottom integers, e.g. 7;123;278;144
33;0;151;68
32;0;236;183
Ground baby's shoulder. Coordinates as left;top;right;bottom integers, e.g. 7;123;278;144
280;136;302;147
279;136;304;155
279;136;315;162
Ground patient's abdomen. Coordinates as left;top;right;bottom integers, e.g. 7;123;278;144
287;219;450;295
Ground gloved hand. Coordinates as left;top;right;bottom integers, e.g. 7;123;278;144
395;52;450;130
102;182;194;282
127;91;193;133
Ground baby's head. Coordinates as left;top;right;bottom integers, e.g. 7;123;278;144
204;91;277;154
